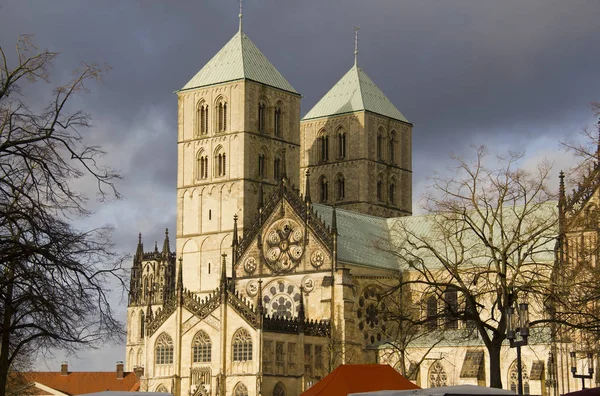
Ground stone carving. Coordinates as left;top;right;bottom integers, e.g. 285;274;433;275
246;280;259;297
302;276;315;293
311;250;325;268
262;219;305;272
244;257;257;274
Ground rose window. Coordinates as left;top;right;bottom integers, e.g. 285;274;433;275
262;280;302;318
262;219;304;273
356;286;388;345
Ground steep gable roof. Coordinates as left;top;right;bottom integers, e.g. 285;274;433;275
17;372;139;395
302;64;409;123
179;31;298;94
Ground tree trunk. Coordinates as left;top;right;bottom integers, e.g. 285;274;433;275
488;341;503;389
0;266;15;396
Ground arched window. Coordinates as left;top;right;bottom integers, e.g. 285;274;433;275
192;330;212;363
273;382;286;396
155;333;174;365
319;176;328;203
258;101;267;133
337;127;346;159
509;360;530;395
389;131;397;164
258;153;266;179
233;382;248;396
274;102;283;137
335;174;345;201
389;181;395;204
426;295;437;330
318;131;329;163
377;180;383;201
214;147;226;177
216;99;227;132
444;287;458;329
197;101;208;136
428;361;447;388
273;156;281;180
196;150;208;180
232;329;253;362
377;128;384;160
136;349;143;366
139;311;145;339
156;384;169;393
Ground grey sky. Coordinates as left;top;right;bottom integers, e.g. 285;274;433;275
1;0;599;371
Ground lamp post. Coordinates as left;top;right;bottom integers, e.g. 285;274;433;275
570;351;594;390
507;302;529;396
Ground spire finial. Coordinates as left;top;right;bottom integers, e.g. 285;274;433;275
354;26;360;66
238;0;244;32
304;169;312;205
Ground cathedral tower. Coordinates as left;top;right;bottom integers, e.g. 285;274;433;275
300;33;412;218
175;22;301;294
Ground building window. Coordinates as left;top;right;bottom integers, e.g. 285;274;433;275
217;100;227;132
304;344;313;376
197;152;208;180
315;345;323;370
319;176;328;203
319;133;329;163
258;101;266;133
389;131;397;164
444;287;459;329
192;330;211;363
232;328;253;362
274;156;281;180
155;333;174;365
233;382;248;396
258;154;266;178
509;361;530;395
197;102;208;136
377;130;383;160
276;342;285;371
426;295;437;330
336;174;345;201
337;128;346;159
214;148;226;177
428;361;448;388
274;103;283;137
287;343;296;372
377;180;383;201
273;382;286;396
139;311;145;339
389;182;395;204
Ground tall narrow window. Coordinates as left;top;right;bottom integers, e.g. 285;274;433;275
274;104;282;137
215;148;226;177
203;105;208;134
377;180;383;201
337;128;347;159
426;296;437;330
197;102;208;136
319;134;329;163
258;102;266;133
217;101;227;132
274;157;281;180
390;131;396;164
377;133;383;160
140;311;145;339
444;287;458;329
155;333;174;365
192;331;212;363
258;154;266;178
319;176;328;203
389;182;395;204
336;174;345;201
232;329;253;361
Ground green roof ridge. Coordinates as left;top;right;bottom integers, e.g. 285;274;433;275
179;31;298;94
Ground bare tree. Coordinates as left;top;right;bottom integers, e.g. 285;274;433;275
0;35;125;396
387;146;559;388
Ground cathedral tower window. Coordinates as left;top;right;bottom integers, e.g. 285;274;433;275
196;151;208;180
389;180;396;204
214;147;226;177
390;131;397;164
192;330;212;363
232;328;253;361
258;101;267;133
274;102;283;137
139;311;145;339
258;153;266;179
273;382;286;396
335;174;345;201
377;180;383;201
337;127;347;159
216;99;227;132
318;130;329;163
426;295;438;330
319;176;328;203
377;128;384;161
233;382;248;396
154;333;174;365
197;101;208;136
274;156;281;180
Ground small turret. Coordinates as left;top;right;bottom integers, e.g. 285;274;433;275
304;170;312;205
135;233;144;262
162;228;171;257
220;254;228;292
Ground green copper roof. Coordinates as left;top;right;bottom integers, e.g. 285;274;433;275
302;64;409;123
180;31;298;94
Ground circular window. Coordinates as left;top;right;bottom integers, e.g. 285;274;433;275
262;280;302;318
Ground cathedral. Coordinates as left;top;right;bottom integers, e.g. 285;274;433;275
124;13;594;396
125;14;412;396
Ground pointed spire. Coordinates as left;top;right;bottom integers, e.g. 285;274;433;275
304;170;312;204
177;257;183;293
354;26;360;66
162;228;170;256
238;0;244;33
135;233;144;262
332;204;338;235
232;214;239;247
281;148;287;181
154;241;159;254
220;253;228;291
559;171;566;203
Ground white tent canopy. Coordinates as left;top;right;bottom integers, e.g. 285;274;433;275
349;385;515;396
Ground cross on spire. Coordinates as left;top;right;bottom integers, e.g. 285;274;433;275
238;0;244;32
354;26;360;66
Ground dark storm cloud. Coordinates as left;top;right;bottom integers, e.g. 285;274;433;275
1;0;599;370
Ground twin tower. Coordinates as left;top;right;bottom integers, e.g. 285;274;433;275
174;26;413;294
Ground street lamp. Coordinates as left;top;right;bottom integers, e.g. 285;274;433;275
570;351;594;390
507;302;529;396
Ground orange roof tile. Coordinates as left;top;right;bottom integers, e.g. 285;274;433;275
20;372;140;395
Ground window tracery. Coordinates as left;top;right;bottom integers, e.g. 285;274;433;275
509;361;530;394
233;382;248;396
155;333;174;365
232;329;253;362
262;279;302;318
428;361;447;388
192;330;211;363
